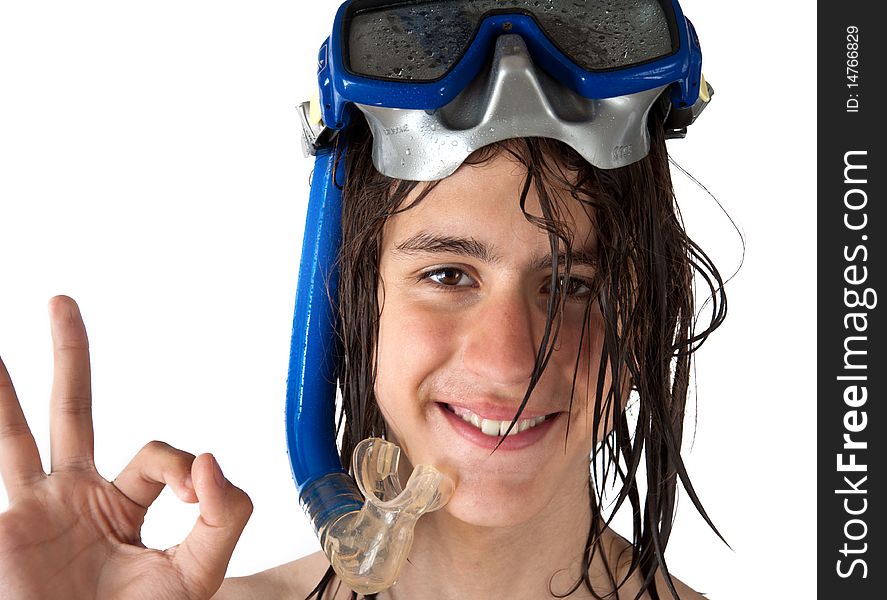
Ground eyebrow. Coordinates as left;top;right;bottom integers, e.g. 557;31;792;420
393;230;598;270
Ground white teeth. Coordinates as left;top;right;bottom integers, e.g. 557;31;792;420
451;405;548;437
481;419;500;436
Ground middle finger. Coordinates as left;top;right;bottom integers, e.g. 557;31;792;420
48;296;95;472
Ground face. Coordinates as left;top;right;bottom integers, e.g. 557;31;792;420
374;151;615;527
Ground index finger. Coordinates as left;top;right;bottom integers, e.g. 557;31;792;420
48;296;95;472
0;355;45;494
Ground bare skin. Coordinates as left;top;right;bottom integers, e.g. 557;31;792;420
214;540;707;600
0;296;252;600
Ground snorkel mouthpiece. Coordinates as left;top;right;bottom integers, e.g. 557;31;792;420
319;439;454;595
297;442;453;595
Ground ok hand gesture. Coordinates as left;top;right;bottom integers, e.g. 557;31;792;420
0;296;253;600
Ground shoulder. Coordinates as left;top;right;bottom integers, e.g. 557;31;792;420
602;528;707;600
653;573;707;600
212;551;352;600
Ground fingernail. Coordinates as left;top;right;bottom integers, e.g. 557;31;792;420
212;456;225;487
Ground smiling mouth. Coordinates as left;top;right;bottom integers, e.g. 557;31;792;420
442;403;555;437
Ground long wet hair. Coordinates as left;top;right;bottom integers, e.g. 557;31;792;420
307;95;727;600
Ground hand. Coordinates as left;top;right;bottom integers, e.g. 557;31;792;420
0;296;253;600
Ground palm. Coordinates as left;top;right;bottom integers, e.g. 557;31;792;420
3;474;152;598
0;297;252;600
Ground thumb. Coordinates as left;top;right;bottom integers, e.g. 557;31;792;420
171;453;253;598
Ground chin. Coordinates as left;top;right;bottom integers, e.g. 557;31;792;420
439;473;551;528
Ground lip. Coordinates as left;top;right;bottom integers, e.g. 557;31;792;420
440;400;555;421
436;402;561;451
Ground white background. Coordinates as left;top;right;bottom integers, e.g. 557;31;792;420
0;1;815;598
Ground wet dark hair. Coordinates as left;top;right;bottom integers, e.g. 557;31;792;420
307;96;727;600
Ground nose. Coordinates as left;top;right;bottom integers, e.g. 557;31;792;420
460;285;540;388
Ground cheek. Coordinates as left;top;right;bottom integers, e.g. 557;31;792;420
552;306;605;385
374;296;459;434
550;306;619;439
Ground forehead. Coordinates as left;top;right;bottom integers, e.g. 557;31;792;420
381;151;596;256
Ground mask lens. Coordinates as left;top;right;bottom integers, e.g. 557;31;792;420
347;2;476;80
345;0;676;81
535;0;675;70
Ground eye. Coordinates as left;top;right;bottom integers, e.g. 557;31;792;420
419;267;476;289
545;275;594;300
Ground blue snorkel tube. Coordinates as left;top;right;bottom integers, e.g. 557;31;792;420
285;138;362;537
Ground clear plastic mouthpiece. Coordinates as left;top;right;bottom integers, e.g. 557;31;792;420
319;438;455;595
